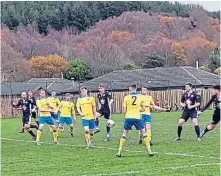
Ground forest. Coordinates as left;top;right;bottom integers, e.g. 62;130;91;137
1;1;220;81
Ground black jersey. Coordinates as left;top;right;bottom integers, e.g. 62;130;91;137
97;91;112;110
14;99;32;116
201;95;220;112
181;91;201;110
29;97;36;109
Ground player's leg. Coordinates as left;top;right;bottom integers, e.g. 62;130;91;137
32;112;39;127
19;118;25;133
135;119;153;156
88;119;95;145
139;114;145;144
146;123;152;145
36;117;45;145
94;110;102;134
46;116;58;144
66;117;74;137
82;119;90;149
200;112;220;138
57;116;65;136
104;110;111;141
23;115;36;140
191;111;201;141
116;130;129;157
174;110;188;141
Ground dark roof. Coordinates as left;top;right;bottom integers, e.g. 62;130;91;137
1;78;74;95
63;66;220;93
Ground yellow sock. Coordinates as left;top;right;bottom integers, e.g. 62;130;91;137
143;136;150;149
147;130;152;141
85;133;89;141
36;130;42;142
89;134;94;141
49;126;53;132
118;136;126;151
53;131;58;142
57;128;62;136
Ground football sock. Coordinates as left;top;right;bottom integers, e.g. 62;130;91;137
30;124;38;129
89;133;94;140
118;136;126;151
201;127;210;137
143;135;150;149
146;130;152;141
35;120;39;126
177;126;182;138
139;132;142;141
36;129;42;142
57;127;62;136
106;126;110;135
194;125;200;137
85;132;89;141
49;126;53;132
27;129;36;137
95;118;99;129
52;129;58;142
70;126;73;133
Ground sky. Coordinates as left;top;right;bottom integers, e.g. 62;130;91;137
179;1;220;11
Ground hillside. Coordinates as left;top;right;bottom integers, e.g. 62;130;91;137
1;2;220;81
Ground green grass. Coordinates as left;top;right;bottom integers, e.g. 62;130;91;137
1;111;220;176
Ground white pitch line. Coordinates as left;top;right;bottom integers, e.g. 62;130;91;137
80;163;220;176
1;137;220;160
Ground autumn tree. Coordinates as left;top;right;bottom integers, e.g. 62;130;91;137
214;67;221;75
123;63;140;70
29;55;69;78
171;42;188;65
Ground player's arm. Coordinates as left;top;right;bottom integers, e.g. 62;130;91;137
76;98;84;117
198;96;214;114
13;99;21;107
56;102;62;114
188;95;201;109
180;94;186;107
71;103;76;121
151;98;167;111
122;96;127;117
108;92;114;108
56;98;61;109
37;101;52;112
97;95;101;110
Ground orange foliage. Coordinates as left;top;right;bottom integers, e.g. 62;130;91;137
108;31;135;42
160;17;174;24
29;55;69;77
171;42;188;65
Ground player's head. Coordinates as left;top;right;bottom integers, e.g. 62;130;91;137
21;92;27;99
39;89;46;98
80;87;88;97
141;86;148;95
98;85;105;93
52;91;56;97
185;83;193;92
28;90;33;97
212;84;220;95
65;93;71;101
129;84;137;93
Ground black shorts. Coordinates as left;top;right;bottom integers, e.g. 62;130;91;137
31;111;37;119
22;114;31;125
180;109;198;122
210;110;220;125
97;109;110;119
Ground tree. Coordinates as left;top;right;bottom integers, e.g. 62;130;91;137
200;65;211;72
214;67;221;75
208;52;220;72
29;55;69;77
141;52;165;68
171;42;188;65
64;60;93;80
123;63;140;70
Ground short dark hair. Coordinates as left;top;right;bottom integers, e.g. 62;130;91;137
28;90;33;93
80;86;88;90
129;84;137;89
142;86;148;90
185;83;193;88
99;85;105;88
213;84;220;90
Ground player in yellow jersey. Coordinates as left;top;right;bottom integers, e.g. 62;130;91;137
116;84;153;157
36;89;58;145
56;93;76;138
47;91;61;124
139;87;166;145
76;87;96;149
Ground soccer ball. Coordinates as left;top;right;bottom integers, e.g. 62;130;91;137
107;119;115;128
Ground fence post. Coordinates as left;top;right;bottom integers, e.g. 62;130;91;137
9;81;14;117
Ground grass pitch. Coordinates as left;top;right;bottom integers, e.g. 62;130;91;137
1;111;220;176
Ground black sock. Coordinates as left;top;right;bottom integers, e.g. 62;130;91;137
201;127;210;137
27;129;36;137
70;127;73;132
95;118;99;127
35;121;39;126
106;126;110;134
178;126;182;138
194;125;200;137
30;124;38;129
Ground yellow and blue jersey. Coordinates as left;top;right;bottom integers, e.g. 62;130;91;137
122;93;143;119
76;96;96;120
47;97;61;113
58;100;75;117
36;98;51;117
140;95;154;115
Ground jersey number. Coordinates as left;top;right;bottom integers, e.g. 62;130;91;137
132;96;137;105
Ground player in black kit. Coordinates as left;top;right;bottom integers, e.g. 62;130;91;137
174;83;201;142
13;92;38;140
198;84;220;139
94;85;114;141
28;90;39;127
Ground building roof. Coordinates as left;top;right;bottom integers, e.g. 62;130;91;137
63;66;220;93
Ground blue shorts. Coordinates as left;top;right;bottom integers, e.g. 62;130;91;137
59;116;73;125
124;118;144;131
39;116;55;126
82;119;95;130
51;112;59;120
141;114;152;124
